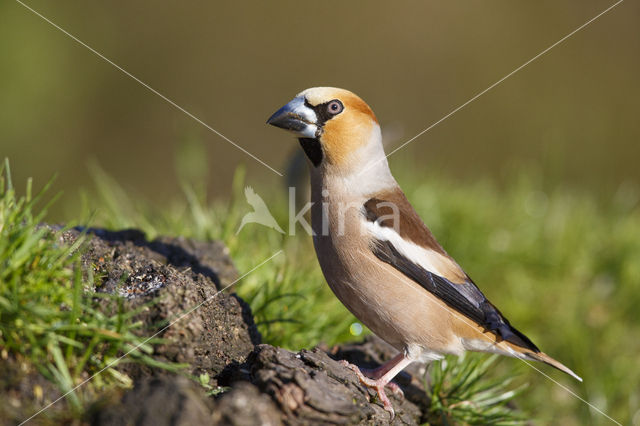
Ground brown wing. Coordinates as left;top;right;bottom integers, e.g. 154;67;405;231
364;190;540;352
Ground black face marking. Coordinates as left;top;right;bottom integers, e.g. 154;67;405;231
295;98;344;168
304;98;344;128
298;138;323;167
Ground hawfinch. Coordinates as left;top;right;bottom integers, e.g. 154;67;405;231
267;87;581;417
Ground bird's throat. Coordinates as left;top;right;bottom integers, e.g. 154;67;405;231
299;138;323;167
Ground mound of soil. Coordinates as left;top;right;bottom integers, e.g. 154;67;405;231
2;228;431;425
68;227;260;383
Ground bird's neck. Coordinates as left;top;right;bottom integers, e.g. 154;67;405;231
310;155;397;209
316;142;396;200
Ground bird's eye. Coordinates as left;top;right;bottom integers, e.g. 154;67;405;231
327;100;344;115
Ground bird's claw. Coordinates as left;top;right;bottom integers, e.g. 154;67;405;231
339;360;402;419
386;381;404;399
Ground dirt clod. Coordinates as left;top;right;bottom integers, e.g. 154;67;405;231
2;227;431;425
247;344;423;425
70;227;261;382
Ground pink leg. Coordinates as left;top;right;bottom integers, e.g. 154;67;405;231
340;353;413;419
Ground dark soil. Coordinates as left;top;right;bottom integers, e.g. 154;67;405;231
2;228;431;425
65;227;261;385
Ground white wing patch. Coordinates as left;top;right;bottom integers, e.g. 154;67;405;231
364;220;460;280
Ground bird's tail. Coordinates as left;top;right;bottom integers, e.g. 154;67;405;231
526;351;582;382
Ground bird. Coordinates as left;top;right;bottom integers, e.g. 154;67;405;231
266;87;581;417
236;186;284;234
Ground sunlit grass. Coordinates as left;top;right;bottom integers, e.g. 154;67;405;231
426;353;527;425
0;160;182;422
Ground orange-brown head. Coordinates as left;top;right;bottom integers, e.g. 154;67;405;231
267;87;381;171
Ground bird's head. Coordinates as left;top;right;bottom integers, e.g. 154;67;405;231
267;87;383;172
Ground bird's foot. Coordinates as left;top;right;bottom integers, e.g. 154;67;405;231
339;360;403;419
352;364;405;399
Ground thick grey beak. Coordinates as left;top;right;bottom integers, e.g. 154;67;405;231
266;96;318;138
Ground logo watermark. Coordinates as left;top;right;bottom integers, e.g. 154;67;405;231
236;186;285;234
236;186;401;237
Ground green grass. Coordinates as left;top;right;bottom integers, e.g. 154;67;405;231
426;353;527;425
83;159;638;425
0;160;182;422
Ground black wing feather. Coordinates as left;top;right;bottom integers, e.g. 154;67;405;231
372;239;539;352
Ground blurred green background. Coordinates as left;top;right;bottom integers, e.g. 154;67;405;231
1;1;638;217
1;1;639;425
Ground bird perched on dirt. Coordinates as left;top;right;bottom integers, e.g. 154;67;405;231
267;87;581;418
